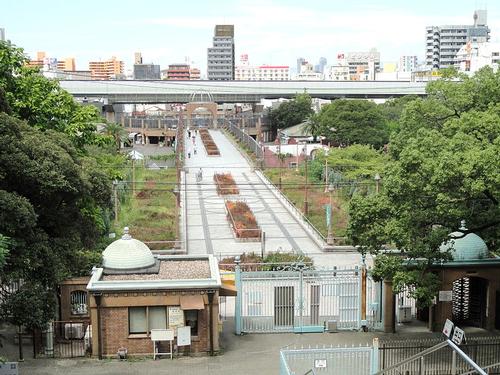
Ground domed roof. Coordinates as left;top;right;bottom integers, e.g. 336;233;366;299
102;227;156;270
440;221;488;261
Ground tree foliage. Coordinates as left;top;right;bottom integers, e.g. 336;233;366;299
316;99;389;148
269;93;313;133
348;68;500;306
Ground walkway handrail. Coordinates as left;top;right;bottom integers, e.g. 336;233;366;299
374;340;487;375
459;360;500;375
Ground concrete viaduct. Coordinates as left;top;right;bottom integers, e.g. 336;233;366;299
60;80;427;104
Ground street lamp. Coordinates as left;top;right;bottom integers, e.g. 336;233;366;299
326;183;335;246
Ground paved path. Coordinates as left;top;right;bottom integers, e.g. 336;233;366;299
183;129;366;268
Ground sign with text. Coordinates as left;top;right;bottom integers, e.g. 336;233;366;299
442;319;454;338
452;326;465;345
168;306;185;329
439;290;453;302
151;329;174;342
177;326;192;346
0;362;18;375
315;359;327;369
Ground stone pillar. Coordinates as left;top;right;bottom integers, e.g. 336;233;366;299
433;281;453;332
103;104;115;123
383;279;395;333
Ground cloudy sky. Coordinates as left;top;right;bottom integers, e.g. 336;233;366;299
2;0;499;76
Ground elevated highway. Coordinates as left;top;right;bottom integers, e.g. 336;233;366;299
60;80;427;104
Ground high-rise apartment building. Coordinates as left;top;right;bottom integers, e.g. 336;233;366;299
162;64;201;80
28;52;75;72
425;9;490;69
235;65;289;80
399;55;418;72
315;57;327;74
207;25;235;80
89;56;124;80
0;28;5;41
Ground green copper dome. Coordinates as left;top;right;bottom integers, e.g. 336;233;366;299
440;221;488;261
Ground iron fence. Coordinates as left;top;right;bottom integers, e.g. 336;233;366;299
226;122;263;159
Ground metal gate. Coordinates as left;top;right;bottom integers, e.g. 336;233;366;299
237;266;364;333
51;321;90;358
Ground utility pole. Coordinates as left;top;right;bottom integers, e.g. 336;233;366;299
131;158;136;194
113;180;119;221
304;155;309;215
324;158;329;192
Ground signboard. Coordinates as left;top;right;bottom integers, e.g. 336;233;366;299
0;362;18;375
151;329;174;342
439;290;453;302
315;359;327;369
168;306;185;329
452;326;465;345
177;326;192;346
443;319;454;338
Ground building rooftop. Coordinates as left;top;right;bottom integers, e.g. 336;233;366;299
102;259;211;281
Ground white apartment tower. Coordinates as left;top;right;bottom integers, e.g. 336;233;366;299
426;10;490;69
207;25;235;80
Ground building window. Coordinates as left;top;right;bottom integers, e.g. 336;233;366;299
70;291;88;315
149;306;167;330
185;310;199;336
129;307;147;334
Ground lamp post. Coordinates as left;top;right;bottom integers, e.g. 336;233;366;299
296;141;299;172
326;183;334;246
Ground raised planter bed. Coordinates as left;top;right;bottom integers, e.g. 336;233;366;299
214;173;239;195
199;129;220;156
225;201;261;242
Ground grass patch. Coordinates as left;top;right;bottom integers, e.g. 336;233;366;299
114;167;177;246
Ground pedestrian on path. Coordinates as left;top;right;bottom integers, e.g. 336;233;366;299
194;146;197;155
192;135;196;144
188;129;191;138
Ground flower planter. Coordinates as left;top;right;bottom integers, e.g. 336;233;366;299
225;201;261;242
199;129;220;156
214;173;239;195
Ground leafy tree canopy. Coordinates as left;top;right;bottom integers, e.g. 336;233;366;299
269;92;313;133
316;99;390;149
348;68;500;306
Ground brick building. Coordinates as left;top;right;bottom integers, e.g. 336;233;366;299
85;228;235;358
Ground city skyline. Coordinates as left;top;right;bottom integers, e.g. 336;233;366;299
1;0;499;74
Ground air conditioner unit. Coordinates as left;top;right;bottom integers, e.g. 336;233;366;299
326;320;338;333
64;323;84;340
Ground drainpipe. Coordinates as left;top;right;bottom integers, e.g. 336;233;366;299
207;291;215;356
93;293;103;360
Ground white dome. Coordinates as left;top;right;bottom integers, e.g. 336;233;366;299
102;227;155;270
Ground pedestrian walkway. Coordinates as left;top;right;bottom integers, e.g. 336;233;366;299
183;129;366;267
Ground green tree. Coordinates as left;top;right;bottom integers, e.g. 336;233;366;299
102;122;127;152
348;69;500;306
316;99;389;149
269;92;314;133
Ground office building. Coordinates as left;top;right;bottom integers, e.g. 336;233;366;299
314;57;327;74
235;54;289;80
399;55;418;72
346;49;380;80
165;64;191;80
426;9;490;69
134;52;143;65
456;41;500;74
296;57;306;74
0;28;5;41
295;62;323;80
89;56;124;80
207;24;235;80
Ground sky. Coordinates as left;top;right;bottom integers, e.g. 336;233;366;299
1;0;499;76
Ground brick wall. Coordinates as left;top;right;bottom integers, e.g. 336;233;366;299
100;306;213;357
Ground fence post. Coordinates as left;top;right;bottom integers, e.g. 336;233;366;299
235;256;242;335
371;338;379;375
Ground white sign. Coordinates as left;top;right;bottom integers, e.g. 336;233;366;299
168;306;185;329
439;290;453;302
443;319;454;338
0;362;18;375
452;326;465;345
150;329;174;342
177;326;192;346
315;359;327;369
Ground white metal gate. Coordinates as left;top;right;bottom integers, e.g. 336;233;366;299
239;268;363;333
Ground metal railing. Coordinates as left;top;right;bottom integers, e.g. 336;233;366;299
376;339;495;375
254;170;328;247
226;121;263;159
